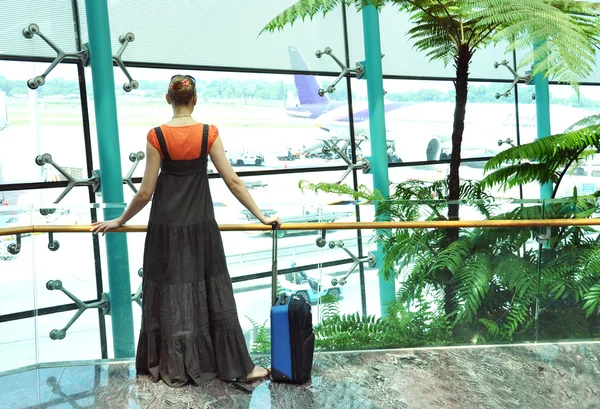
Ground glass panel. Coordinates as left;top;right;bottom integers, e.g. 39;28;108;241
28;204;98;312
516;83;599;147
233;227;357;354
1;205;35;317
347;78;516;165
514;82;537;146
549;84;600;132
0;0;77;58
347;5;517;79
0;318;37;373
36;310;102;364
99;231;143;360
537;198;600;343
86;67;351;179
546;84;600;199
515;83;600;199
307;164;548;349
0;61;87;185
77;0;346;72
0;205;36;372
0;187;90;207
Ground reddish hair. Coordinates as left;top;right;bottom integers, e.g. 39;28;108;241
168;75;196;106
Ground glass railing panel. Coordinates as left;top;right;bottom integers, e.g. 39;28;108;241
36;310;102;364
0;318;37;373
537;197;600;343
231;226;352;355
306;199;547;351
0;204;36;373
5;198;599;371
28;203;114;364
1;204;35;316
29;204;99;312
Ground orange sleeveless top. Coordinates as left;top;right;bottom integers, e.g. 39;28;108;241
147;123;219;160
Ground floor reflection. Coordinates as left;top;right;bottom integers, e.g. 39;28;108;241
1;342;599;409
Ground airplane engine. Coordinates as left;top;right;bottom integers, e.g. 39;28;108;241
394;137;442;163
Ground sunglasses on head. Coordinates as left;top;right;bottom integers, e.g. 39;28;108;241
171;74;196;83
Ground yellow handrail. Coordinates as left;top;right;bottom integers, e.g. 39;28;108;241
1;218;600;237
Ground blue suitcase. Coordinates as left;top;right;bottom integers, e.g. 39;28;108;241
270;224;314;384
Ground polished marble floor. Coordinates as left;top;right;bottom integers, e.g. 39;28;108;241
1;341;600;409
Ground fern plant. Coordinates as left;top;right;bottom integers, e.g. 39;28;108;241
246;316;271;353
302;177;600;342
314;293;452;350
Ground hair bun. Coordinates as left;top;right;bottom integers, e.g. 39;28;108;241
172;80;185;91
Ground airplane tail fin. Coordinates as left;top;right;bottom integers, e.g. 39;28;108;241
288;46;329;105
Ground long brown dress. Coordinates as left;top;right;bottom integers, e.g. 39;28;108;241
135;124;255;387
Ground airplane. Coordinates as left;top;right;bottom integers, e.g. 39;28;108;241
285;46;457;162
286;46;596;164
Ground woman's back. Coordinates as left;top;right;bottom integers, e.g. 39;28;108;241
146;123;219;161
147;123;218;225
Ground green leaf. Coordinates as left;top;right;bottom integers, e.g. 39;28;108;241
582;284;600;317
452;252;493;322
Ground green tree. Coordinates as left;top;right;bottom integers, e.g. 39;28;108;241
262;0;600;315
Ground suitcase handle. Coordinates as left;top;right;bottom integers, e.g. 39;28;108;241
271;221;279;306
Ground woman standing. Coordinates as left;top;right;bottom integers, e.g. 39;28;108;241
91;74;280;387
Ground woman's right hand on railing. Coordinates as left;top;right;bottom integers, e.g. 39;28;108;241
262;214;282;228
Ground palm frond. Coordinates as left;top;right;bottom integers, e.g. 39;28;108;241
468;0;600;86
382;228;424;272
483;115;600;191
493;253;538;341
582;283;600;317
452;252;493;322
481;162;560;191
261;0;344;34
297;180;378;201
495;254;538;299
430;236;473;275
479;317;502;337
261;0;394;34
405;10;460;64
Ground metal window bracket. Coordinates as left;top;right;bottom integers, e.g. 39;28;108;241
132;268;143;307
328;240;375;286
22;24;89;90
315;47;359;95
124;151;145;193
493;59;534;100
498;138;516;148
322;139;370;184
22;23;138;92
45;279;110;340
315;47;386;95
36;153;100;209
113;33;139;92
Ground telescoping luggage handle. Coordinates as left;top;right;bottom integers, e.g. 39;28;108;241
271;222;279;307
